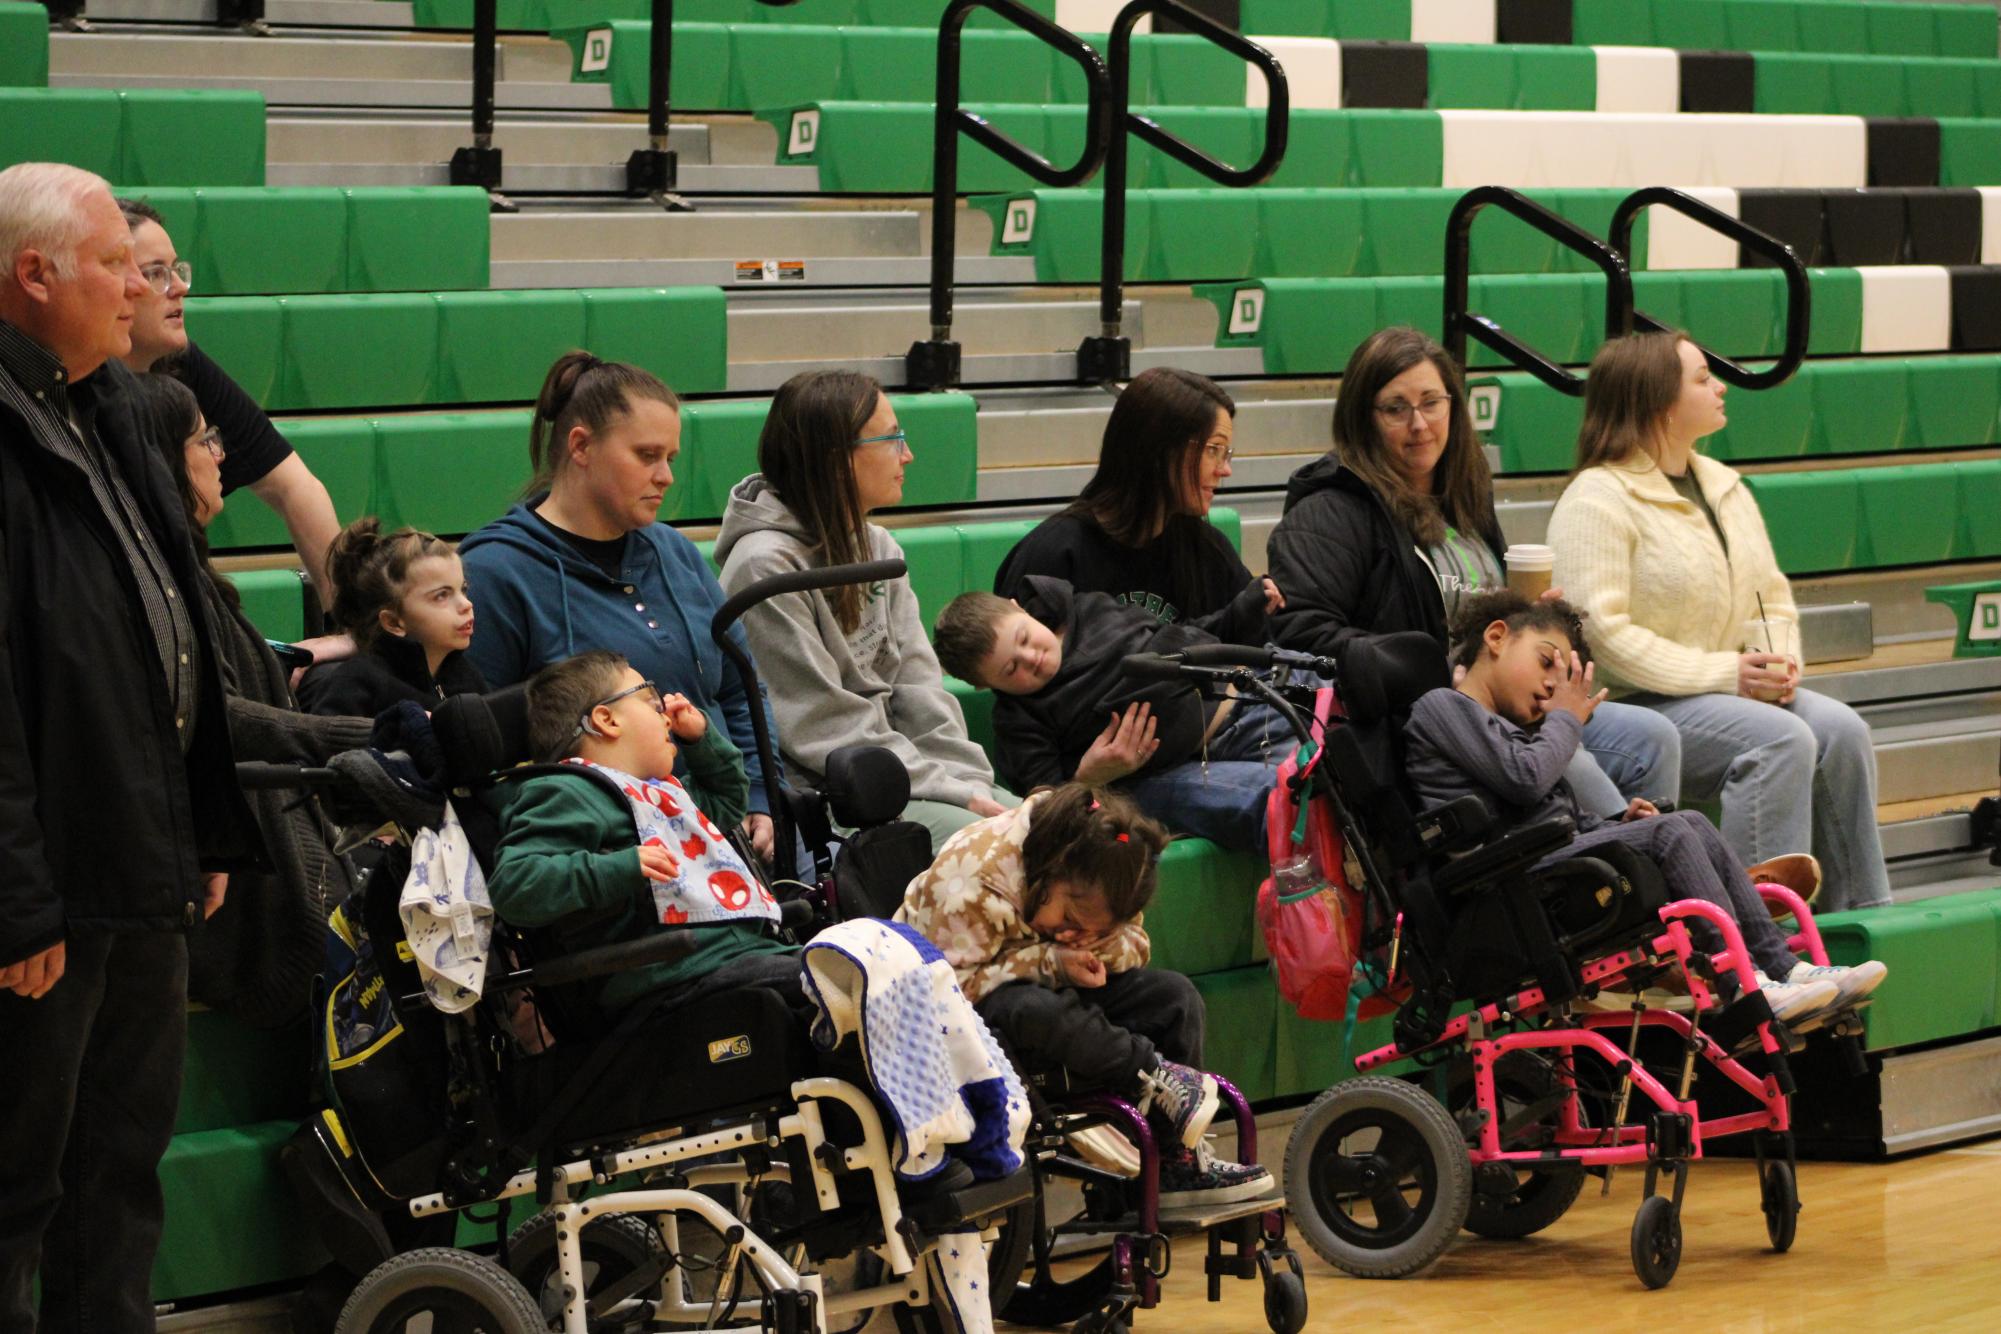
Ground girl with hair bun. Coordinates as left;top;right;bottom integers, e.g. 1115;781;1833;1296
297;517;485;717
457;350;783;861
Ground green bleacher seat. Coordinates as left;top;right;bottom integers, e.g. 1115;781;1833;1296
4;89;270;188
229;568;313;643
1742;459;2001;574
1818;889;2001;1051
0;88;123;179
185;287;727;413
156;1121;326;1302
1429;43;1595;112
1193;967;1280;1102
343;187;492;294
1569;0;1996;57
0;1;47;87
1925;578;2001;657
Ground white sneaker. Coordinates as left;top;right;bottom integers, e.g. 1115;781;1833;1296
1754;973;1840;1024
1787;959;1888;1010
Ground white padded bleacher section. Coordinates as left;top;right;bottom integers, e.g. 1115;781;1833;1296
1054;0;1149;33
1438;112;1869;189
1858;266;1954;354
1593;47;1680;115
1409;0;1496;44
1980;188;2001;264
1643;186;1742;270
1246;37;1339;111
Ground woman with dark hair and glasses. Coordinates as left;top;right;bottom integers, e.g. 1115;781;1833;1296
126;372;368;1027
994;366;1281;646
1266;325;1681;817
715;369;1015;849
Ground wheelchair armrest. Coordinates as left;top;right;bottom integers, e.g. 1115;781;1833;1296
506;931;700;991
1411;795;1497;857
1433;817;1575;896
902;1164;1036;1236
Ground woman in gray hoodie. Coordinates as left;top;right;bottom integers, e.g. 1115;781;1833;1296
716;371;1015;850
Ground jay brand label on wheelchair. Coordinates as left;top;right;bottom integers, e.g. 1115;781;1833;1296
708;1034;754;1064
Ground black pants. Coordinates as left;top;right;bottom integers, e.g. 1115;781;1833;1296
975;968;1204;1101
0;932;188;1334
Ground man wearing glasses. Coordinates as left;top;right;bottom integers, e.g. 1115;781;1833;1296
116;198;341;615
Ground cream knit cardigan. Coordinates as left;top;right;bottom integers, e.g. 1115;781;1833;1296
1547;451;1797;698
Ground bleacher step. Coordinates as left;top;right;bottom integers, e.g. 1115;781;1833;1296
86;0;415;27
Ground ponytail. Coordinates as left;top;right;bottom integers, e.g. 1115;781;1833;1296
327;517;454;648
528;350;682;493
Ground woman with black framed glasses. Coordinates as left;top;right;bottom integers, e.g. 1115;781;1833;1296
994;366;1280;646
1267;325;1682;818
716;369;1015;850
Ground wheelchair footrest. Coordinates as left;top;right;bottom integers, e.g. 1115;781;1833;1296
1156;1190;1283;1233
902;1165;1034;1235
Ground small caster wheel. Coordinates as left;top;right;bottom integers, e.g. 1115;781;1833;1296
1262;1267;1307;1334
1760;1159;1798;1253
1072;1312;1129;1334
1630;1195;1682;1290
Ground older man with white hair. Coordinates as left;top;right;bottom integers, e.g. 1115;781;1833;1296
0;161;257;1330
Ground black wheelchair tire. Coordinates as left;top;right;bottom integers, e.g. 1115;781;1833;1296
506;1210;667;1329
1284;1076;1471;1279
1262;1267;1309;1334
1444;1053;1589;1241
333;1247;543;1334
1630;1195;1682;1289
1761;1159;1799;1254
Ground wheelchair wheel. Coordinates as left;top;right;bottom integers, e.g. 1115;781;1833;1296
334;1247;543;1334
1284;1076;1470;1279
1262;1266;1309;1334
994;1174;1123;1326
506;1210;667;1330
1761;1159;1799;1253
1444;1053;1588;1241
1630;1195;1682;1289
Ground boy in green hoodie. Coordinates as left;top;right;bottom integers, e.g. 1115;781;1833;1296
488;650;796;1013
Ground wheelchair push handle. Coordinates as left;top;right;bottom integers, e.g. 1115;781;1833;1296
710;558;910;638
234;761;342;790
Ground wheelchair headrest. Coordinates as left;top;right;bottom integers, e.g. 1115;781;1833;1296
1340;632;1451;724
432;685;532;789
823;745;911;829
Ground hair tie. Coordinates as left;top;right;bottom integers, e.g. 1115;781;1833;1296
1089;798;1101;812
1115;832;1129;843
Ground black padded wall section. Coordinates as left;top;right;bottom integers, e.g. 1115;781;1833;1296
1738;190;1828;267
1339;41;1429;110
1948;267;2001;351
1156;0;1240;35
1496;0;1572;44
1905;188;1983;265
1823;189;1911;265
1678;50;1756;114
1867;119;1942;188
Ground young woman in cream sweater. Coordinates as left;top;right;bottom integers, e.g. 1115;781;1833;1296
1547;333;1890;911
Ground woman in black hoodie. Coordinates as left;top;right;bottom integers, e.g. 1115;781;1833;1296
1266;326;1680;815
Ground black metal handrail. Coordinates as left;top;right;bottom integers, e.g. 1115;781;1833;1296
625;0;690;209
449;0;508;207
1444;185;1634;396
1081;0;1289;383
907;0;1113;391
1610;186;1812;391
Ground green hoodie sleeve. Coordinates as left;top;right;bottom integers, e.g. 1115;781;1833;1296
673;712;749;832
488;777;645;927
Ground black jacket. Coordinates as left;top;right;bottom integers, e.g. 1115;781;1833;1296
994;511;1270;646
297;632;487;720
1266;455;1504;666
0;359;260;965
991;575;1217;792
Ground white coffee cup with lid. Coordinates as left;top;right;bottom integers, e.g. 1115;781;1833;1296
1504;543;1555;599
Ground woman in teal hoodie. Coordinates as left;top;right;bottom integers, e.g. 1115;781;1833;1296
459;352;781;860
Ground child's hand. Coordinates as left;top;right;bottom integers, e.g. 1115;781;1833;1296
1620;797;1659;822
1076;702;1159;785
1055;947;1107;989
661;693;708;742
1546;650;1608;725
637;845;681;883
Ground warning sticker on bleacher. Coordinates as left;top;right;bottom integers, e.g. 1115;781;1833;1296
1226;287;1264;336
1974;593;2001;642
787;109;821;158
581;27;612;74
736;260;806;283
1469;384;1501;434
1001;197;1037;245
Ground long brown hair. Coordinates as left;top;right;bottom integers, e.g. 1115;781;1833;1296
1331;327;1495;548
1021;785;1169;925
1573;331;1686;472
1063;367;1236;615
757;369;883;635
527;350;681;494
128;372;239;612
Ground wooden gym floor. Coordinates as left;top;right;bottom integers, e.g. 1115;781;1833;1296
1137;1141;2001;1332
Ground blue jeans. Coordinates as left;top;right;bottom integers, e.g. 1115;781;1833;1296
1565;701;1685;819
1624;687;1891;911
1118;699;1291;854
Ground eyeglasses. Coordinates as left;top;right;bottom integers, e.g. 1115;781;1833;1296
1201;441;1235;465
572;678;663;740
194;424;224;461
139;260;192;296
1373;393;1454;427
855;428;909;452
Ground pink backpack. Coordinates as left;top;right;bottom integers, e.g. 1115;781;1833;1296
1255;686;1365;1021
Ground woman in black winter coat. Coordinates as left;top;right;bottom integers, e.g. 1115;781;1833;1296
130;373;369;1026
1265;326;1681;816
994;366;1282;644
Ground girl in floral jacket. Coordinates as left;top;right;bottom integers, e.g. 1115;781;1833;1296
897;784;1270;1206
